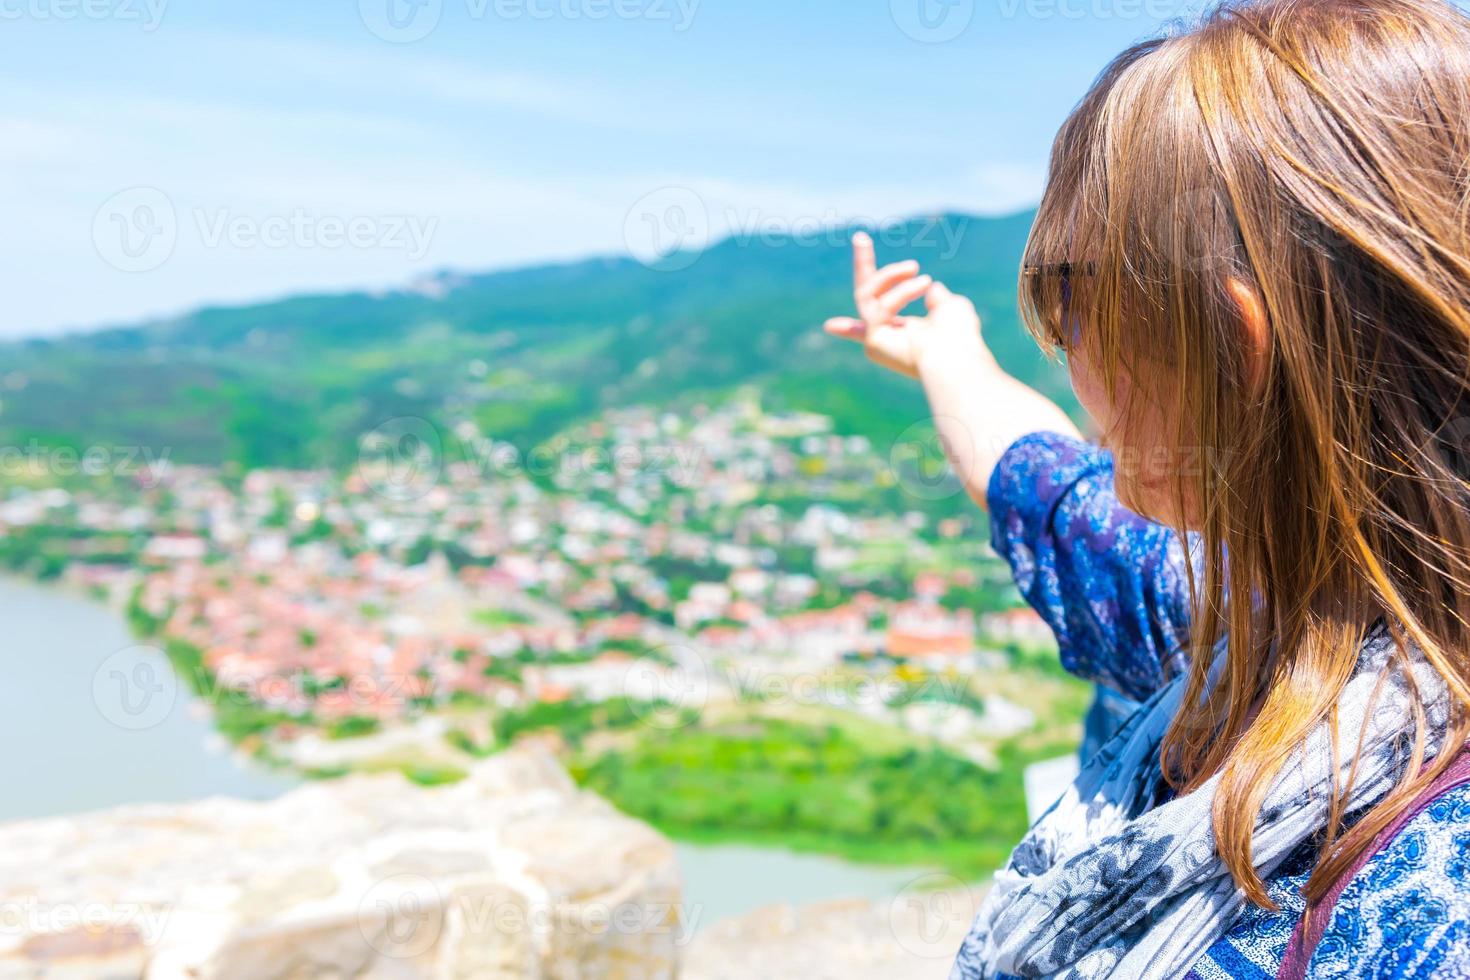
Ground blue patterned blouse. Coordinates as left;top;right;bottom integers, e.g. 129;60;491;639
986;431;1470;979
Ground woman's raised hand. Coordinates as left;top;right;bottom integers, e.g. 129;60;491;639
822;230;1079;510
823;232;985;380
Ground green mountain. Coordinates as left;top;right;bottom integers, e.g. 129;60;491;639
2;209;1070;469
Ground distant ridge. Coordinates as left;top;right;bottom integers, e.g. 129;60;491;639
3;209;1072;469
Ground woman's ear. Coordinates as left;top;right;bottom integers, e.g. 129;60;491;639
1226;277;1269;395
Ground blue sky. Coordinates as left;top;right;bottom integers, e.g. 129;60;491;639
2;0;1183;337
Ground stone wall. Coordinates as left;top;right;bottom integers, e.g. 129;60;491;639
0;749;681;979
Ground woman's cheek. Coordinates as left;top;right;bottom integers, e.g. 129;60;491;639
1066;353;1116;446
1066;354;1180;524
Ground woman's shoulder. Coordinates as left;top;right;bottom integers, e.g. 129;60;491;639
1191;786;1470;979
985;430;1111;523
986;429;1193;701
1309;781;1470;977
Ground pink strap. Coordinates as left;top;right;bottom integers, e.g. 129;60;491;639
1277;747;1470;980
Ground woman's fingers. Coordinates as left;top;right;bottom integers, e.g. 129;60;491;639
825;311;919;379
925;280;956;311
857;260;922;304
823;316;867;340
875;274;932;320
836;233;933;382
852;233;878;289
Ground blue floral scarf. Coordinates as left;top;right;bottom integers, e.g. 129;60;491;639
950;629;1448;979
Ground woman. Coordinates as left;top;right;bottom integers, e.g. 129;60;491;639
825;0;1470;976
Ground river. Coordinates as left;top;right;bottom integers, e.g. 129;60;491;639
0;577;929;926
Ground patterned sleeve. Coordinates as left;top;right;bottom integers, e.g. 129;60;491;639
1306;783;1470;978
986;430;1193;702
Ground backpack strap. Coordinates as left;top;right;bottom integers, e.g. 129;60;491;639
1276;747;1470;980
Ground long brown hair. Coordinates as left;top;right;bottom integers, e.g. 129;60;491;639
1022;0;1470;907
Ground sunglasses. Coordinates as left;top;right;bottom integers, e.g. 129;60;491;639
1020;261;1097;279
1021;261;1096;348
